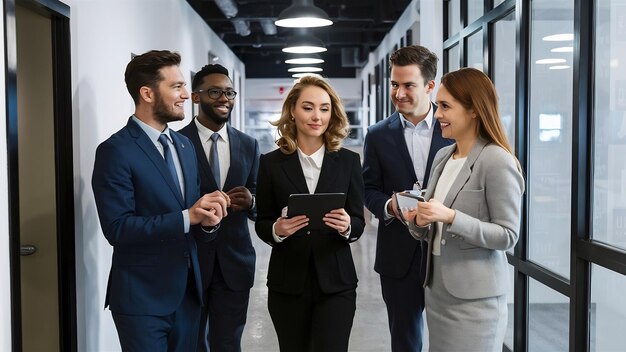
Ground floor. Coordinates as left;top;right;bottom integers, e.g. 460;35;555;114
241;218;399;352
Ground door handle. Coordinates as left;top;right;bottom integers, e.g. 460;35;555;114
20;244;37;256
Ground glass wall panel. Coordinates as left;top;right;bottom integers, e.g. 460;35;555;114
493;11;517;153
468;0;484;24
446;44;460;73
528;278;569;351
466;29;484;71
504;264;515;350
591;264;626;352
494;0;506;7
592;0;626;251
527;0;574;278
448;0;461;37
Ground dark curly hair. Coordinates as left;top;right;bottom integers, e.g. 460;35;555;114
192;64;230;91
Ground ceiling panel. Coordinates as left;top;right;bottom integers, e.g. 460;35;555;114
187;0;412;78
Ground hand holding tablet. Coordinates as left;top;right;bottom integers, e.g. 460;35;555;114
393;190;425;228
287;193;346;230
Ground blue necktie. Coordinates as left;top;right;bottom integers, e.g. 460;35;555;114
210;133;221;189
158;134;182;197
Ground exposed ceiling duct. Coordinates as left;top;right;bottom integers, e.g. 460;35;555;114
259;19;278;35
232;19;251;36
214;0;238;18
211;0;251;37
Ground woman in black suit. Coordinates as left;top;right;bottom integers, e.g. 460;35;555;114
255;75;365;352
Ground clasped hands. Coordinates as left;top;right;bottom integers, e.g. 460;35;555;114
189;190;230;227
189;187;254;227
274;208;350;238
390;195;456;227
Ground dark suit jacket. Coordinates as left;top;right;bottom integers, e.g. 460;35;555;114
255;148;365;295
92;118;213;316
179;121;259;291
362;108;453;278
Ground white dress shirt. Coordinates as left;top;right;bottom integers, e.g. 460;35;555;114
195;118;230;190
131;115;190;233
384;106;435;220
431;155;466;256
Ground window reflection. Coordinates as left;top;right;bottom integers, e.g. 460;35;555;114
592;0;626;251
493;11;517;154
527;0;573;278
591;264;626;351
447;0;460;38
467;30;483;71
468;0;483;25
528;279;569;351
446;44;460;73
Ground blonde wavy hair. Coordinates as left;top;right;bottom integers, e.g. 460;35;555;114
272;75;350;154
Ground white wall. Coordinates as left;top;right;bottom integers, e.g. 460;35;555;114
64;1;244;350
0;4;13;351
358;0;443;125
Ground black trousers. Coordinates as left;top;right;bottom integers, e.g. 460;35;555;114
268;260;356;352
197;259;250;352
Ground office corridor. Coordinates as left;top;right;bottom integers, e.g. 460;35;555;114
241;217;397;351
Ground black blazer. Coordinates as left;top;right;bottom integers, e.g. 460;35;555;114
255;147;365;295
362;108;453;279
179;120;260;291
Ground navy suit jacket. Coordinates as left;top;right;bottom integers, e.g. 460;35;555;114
179;121;259;291
362;108;453;278
255;148;365;295
92;118;213;316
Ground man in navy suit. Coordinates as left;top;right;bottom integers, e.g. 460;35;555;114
179;64;259;352
362;45;453;351
92;50;229;352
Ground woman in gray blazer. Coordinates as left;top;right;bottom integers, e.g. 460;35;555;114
401;68;524;351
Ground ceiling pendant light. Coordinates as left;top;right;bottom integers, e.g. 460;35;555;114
288;66;323;73
292;72;320;78
275;0;333;28
282;29;327;54
285;53;325;65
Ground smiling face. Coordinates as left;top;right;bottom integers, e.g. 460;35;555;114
193;73;234;129
291;85;332;145
152;65;188;124
390;64;435;122
434;84;479;144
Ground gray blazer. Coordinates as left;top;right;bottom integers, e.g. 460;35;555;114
409;138;524;299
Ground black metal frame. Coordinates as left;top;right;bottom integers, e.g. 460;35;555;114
4;0;76;351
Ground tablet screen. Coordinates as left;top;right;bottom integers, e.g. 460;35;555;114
287;193;346;230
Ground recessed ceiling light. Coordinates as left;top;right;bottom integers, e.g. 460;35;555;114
549;65;571;70
551;46;574;53
535;58;567;64
542;33;574;41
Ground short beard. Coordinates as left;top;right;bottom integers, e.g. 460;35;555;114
153;90;184;125
200;101;230;125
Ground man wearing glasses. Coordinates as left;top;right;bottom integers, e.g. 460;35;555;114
179;64;260;352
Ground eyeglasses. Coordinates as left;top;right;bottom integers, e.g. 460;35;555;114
195;88;237;100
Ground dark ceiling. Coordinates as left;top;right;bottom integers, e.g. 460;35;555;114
187;0;412;78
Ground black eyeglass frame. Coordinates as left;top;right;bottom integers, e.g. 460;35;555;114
195;88;237;100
